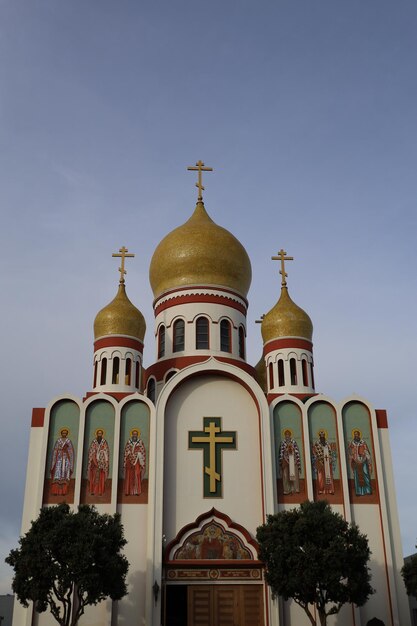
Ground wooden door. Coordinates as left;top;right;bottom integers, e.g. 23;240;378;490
187;585;264;626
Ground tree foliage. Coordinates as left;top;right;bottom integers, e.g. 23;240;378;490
256;500;373;626
6;504;128;626
402;548;417;599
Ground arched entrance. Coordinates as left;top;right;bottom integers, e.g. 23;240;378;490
162;509;266;626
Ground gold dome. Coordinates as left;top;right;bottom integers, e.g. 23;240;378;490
94;283;146;341
149;201;252;298
261;286;313;344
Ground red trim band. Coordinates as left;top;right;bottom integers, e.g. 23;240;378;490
94;336;144;352
263;338;313;356
145;355;255;383
154;292;247;316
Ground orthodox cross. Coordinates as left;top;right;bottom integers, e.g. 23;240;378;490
189;417;237;498
272;248;294;287
112;246;135;284
187;160;213;201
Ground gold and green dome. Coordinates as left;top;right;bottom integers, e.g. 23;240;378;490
261;286;313;344
94;283;146;341
149;201;252;299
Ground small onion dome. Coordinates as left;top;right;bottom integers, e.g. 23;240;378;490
149;201;252;299
94;283;146;341
254;355;267;393
261;286;313;344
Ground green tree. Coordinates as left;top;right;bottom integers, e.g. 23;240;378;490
256;500;373;626
6;504;128;626
402;548;417;599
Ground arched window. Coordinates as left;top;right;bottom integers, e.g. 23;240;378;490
269;363;274;389
220;319;231;352
112;357;120;384
173;319;185;353
125;358;132;385
135;361;140;388
302;359;308;386
278;359;285;386
147;378;156;403
165;370;176;382
310;362;315;389
100;358;107;386
158;325;166;358
238;326;245;359
196;317;209;349
93;361;98;388
290;358;297;385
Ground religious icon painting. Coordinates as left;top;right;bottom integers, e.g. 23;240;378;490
342;401;379;504
273;401;305;503
188;417;237;498
118;400;150;503
43;399;79;504
80;400;115;504
308;401;343;503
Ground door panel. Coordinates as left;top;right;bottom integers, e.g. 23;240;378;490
187;585;264;626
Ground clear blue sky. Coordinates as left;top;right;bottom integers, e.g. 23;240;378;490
0;0;416;593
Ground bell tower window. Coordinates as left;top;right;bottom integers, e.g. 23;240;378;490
238;326;245;359
196;317;209;349
158;325;166;358
220;320;231;352
100;358;107;386
173;319;185;352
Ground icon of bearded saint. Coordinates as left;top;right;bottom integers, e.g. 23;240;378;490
123;429;146;496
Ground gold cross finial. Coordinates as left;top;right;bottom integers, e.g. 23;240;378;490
271;249;294;287
187;160;213;201
112;246;135;284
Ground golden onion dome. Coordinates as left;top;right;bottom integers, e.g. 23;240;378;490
94;283;146;341
261;286;313;344
149;201;252;298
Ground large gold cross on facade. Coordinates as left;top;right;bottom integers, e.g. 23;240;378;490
187;160;213;201
272;248;294;287
112;246;135;284
189;417;236;497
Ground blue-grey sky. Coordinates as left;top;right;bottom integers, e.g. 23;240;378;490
1;0;416;593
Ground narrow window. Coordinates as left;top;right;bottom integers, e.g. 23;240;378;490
310;362;315;389
173;319;185;352
290;358;297;385
112;357;120;384
93;361;98;388
269;363;274;389
135;361;140;388
125;358;132;385
158;325;166;358
147;378;156;403
100;358;107;386
302;359;308;386
238;326;245;359
220;320;231;352
278;359;285;386
196;317;209;349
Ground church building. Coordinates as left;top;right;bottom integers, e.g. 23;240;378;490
14;162;410;626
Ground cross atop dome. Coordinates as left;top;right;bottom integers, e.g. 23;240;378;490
112;246;135;284
272;248;294;287
187;160;213;202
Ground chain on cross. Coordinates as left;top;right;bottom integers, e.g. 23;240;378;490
271;248;294;287
187;160;213;201
112;246;135;284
